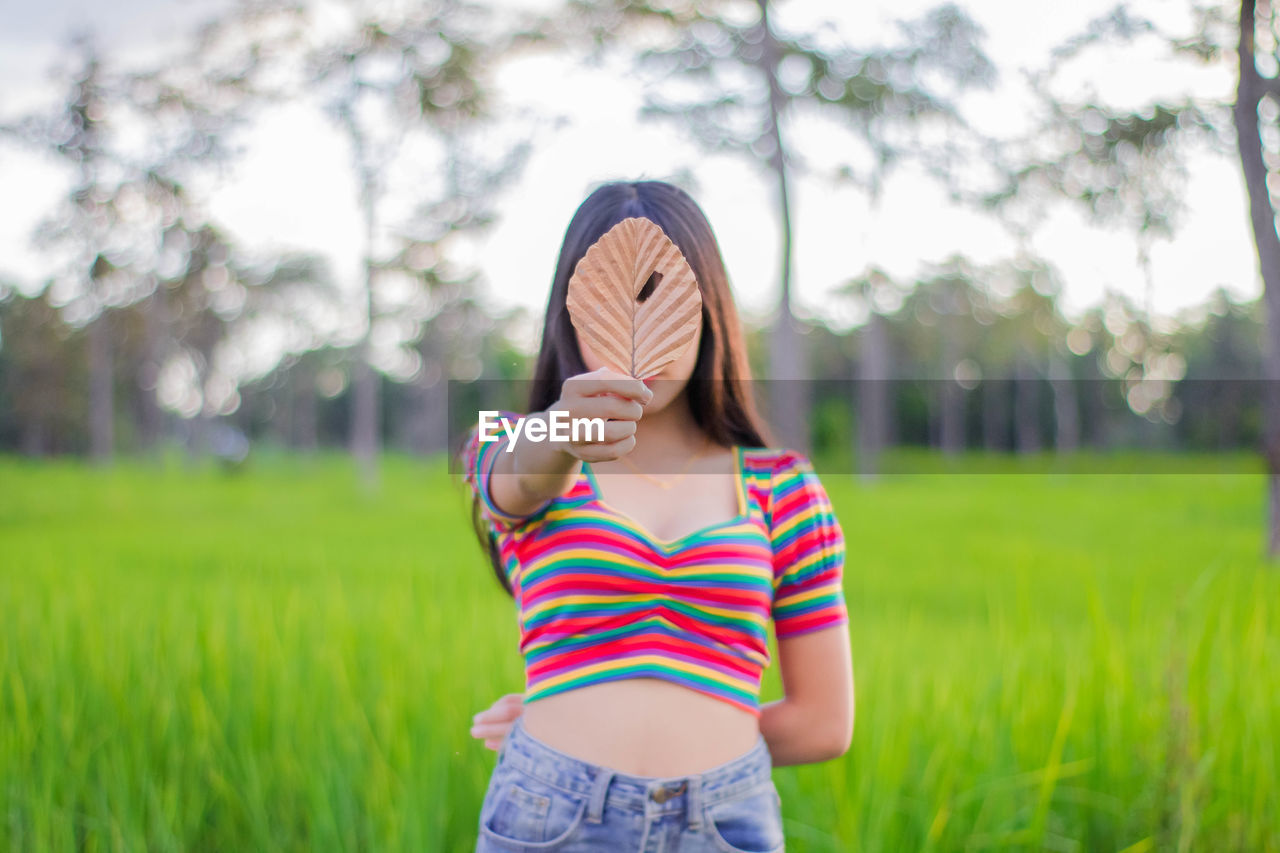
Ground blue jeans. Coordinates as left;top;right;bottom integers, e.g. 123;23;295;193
475;714;785;852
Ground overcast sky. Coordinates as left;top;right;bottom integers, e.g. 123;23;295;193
0;0;1258;359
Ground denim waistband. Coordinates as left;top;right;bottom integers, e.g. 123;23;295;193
498;714;774;823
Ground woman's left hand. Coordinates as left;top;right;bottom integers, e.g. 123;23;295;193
470;692;525;751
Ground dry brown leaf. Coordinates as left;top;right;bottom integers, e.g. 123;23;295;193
565;217;702;379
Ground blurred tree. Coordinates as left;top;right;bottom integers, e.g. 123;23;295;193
834;266;902;479
238;344;352;451
974;7;1227;286
1172;286;1264;448
1061;287;1185;451
113;3;309;456
395;297;534;454
1235;0;1280;556
299;0;533;487
0;36;121;463
973;1;1280;552
553;0;995;452
896;256;989;455
999;258;1079;454
831;252;1089;467
0;287;88;454
382;134;532;456
0;6;303;460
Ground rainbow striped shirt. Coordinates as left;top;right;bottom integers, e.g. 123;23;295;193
461;413;848;718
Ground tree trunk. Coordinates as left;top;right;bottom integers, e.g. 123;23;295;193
1235;0;1280;559
940;320;963;455
21;421;46;457
758;0;809;454
983;374;1008;451
407;332;448;455
1014;352;1041;454
295;360;318;452
87;308;113;463
408;369;449;455
187;412;210;464
1050;347;1080;452
351;177;380;487
1218;382;1240;450
136;287;166;454
350;346;379;473
858;310;889;479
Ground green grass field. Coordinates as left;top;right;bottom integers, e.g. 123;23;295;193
1;451;1277;852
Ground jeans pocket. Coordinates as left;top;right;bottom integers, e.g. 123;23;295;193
479;766;588;851
703;780;785;853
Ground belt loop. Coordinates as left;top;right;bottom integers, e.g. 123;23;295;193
503;715;522;762
686;774;703;831
587;767;614;824
499;715;518;763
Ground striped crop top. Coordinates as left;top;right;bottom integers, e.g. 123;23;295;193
461;412;849;718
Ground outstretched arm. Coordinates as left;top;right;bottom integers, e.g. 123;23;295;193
485;368;652;518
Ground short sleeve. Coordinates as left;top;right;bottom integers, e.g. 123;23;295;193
462;409;554;533
767;450;849;640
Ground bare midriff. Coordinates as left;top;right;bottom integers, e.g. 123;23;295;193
518;677;762;777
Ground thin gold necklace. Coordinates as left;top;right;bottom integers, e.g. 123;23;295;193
617;438;714;489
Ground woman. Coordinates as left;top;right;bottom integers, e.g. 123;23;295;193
460;180;854;852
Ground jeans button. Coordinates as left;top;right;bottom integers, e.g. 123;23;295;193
652;782;685;804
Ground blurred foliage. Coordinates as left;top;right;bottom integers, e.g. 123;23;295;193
971;2;1235;297
0;0;1268;465
552;0;996;196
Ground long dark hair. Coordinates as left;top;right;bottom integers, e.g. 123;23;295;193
469;179;771;595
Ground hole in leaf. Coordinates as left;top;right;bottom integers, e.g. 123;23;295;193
637;271;662;303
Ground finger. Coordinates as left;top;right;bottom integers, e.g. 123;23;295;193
604;434;638;460
488;703;521;723
474;695;522;727
572;419;635;446
490;692;523;709
579;366;633;384
575;434;636;462
571;395;645;422
564;374;653;406
471;721;513;739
